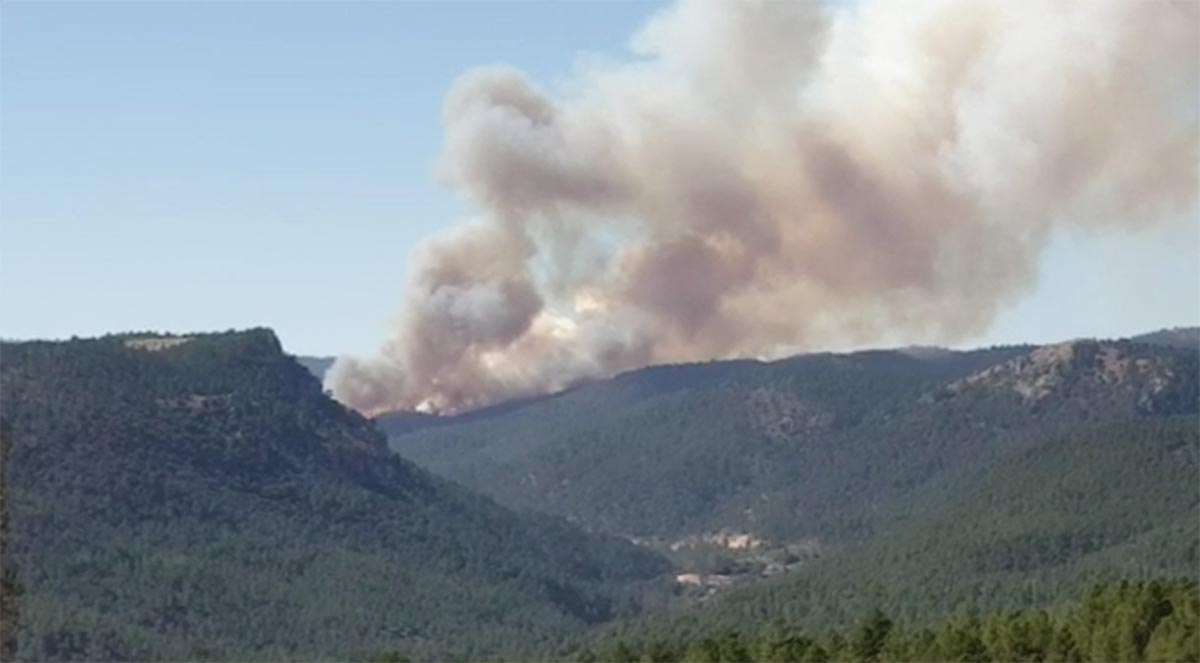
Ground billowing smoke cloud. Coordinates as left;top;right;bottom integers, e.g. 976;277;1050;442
331;0;1199;415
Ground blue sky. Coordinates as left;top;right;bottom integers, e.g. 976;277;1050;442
2;1;1197;357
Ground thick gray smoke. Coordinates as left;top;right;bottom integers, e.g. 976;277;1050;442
331;0;1199;415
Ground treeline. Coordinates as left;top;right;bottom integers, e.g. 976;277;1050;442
581;579;1199;663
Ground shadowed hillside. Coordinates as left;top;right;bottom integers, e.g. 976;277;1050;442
0;330;671;661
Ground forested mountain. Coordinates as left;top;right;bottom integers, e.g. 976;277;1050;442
2;327;1195;661
0;331;671;661
1132;326;1200;351
385;335;1197;541
587;415;1198;647
384;331;1199;636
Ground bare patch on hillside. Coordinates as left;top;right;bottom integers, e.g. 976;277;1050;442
746;387;834;441
125;337;193;352
950;341;1176;404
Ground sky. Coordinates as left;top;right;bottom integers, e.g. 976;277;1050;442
2;0;1197;358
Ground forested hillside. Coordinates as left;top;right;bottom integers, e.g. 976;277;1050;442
386;336;1197;542
3;328;1195;661
1132;327;1200;351
1;419;19;660
385;331;1199;637
587;416;1199;646
0;331;671;661
584;578;1199;662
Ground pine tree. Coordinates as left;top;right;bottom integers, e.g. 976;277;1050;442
849;609;893;662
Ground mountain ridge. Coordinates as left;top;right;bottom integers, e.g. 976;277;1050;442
0;330;672;661
377;326;1196;434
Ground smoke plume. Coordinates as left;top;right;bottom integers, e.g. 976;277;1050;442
331;0;1199;415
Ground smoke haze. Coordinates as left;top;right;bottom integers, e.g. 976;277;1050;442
330;0;1199;415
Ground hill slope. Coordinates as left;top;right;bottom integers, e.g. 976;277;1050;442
590;414;1199;647
588;577;1200;663
0;331;671;661
384;331;1199;632
1131;326;1200;350
386;336;1196;543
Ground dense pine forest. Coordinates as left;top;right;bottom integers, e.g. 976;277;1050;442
0;331;670;661
0;329;1196;661
387;339;1198;543
385;335;1200;651
582;579;1199;663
